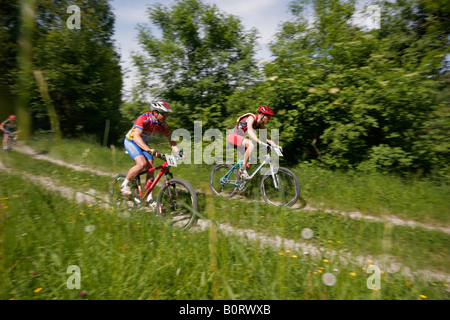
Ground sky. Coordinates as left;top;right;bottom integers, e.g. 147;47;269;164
110;0;294;99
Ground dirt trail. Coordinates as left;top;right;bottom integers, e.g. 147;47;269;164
13;144;450;235
1;149;449;284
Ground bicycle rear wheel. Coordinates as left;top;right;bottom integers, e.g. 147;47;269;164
109;174;140;213
209;163;239;197
156;178;198;229
260;167;300;207
6;135;14;151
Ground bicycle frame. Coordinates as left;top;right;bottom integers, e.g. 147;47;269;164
134;161;173;202
221;152;280;190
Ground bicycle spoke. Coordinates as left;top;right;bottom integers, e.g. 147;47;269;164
261;168;300;207
157;179;198;229
209;164;239;197
109;175;139;214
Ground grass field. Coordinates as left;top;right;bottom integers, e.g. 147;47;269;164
0;135;449;300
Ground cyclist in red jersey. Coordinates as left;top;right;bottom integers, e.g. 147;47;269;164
228;106;279;180
121;101;184;201
1;115;18;151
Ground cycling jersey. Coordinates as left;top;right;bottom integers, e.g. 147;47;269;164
125;112;170;144
2;119;17;133
231;113;262;136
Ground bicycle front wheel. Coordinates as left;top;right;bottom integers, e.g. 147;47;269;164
109;174;140;213
260;167;300;207
156;178;198;229
209;163;239;197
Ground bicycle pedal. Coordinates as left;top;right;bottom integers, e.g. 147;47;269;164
238;183;247;192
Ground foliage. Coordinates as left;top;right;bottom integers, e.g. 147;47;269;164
226;0;449;176
130;0;261;131
2;0;125;143
0;0;20;116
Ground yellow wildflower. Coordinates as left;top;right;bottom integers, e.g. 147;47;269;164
420;295;428;299
323;259;329;263
350;273;357;277
34;288;42;293
328;88;340;94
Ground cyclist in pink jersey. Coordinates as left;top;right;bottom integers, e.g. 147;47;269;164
228;106;279;180
121;101;184;201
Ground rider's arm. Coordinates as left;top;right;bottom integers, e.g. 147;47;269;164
0;121;5;131
246;116;262;145
167;135;180;154
167;135;186;159
132;127;151;151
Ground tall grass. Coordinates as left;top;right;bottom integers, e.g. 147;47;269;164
27;134;450;225
1;172;448;300
1;135;448;300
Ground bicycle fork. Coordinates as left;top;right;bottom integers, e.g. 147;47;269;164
164;172;178;197
269;163;280;191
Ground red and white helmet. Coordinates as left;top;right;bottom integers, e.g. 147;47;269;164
150;101;172;113
257;105;274;116
8;115;16;120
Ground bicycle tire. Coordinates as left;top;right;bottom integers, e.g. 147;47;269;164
260;167;300;207
156;177;198;229
109;173;140;212
209;163;240;197
6;135;14;151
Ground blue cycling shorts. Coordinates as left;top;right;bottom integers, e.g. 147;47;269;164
124;137;154;161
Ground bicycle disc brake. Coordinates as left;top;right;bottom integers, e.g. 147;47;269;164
238;180;247;192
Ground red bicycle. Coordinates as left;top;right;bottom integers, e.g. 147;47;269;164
109;152;198;229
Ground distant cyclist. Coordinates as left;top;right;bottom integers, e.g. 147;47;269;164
228;106;279;180
121;101;184;204
1;115;18;151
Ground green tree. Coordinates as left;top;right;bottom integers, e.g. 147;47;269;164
237;0;449;174
2;0;124;143
131;0;260;131
0;0;20;118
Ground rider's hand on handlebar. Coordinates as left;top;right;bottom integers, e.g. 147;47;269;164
260;141;269;148
147;148;162;159
274;145;283;152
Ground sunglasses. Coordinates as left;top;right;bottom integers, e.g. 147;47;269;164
158;111;168;117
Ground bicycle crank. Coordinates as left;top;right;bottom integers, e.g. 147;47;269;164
238;181;247;192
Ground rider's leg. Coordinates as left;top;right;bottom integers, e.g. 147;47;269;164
241;139;255;170
122;138;150;193
125;154;148;183
3;133;8;150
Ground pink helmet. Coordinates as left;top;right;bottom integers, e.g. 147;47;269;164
150;101;172;113
257;106;274;116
